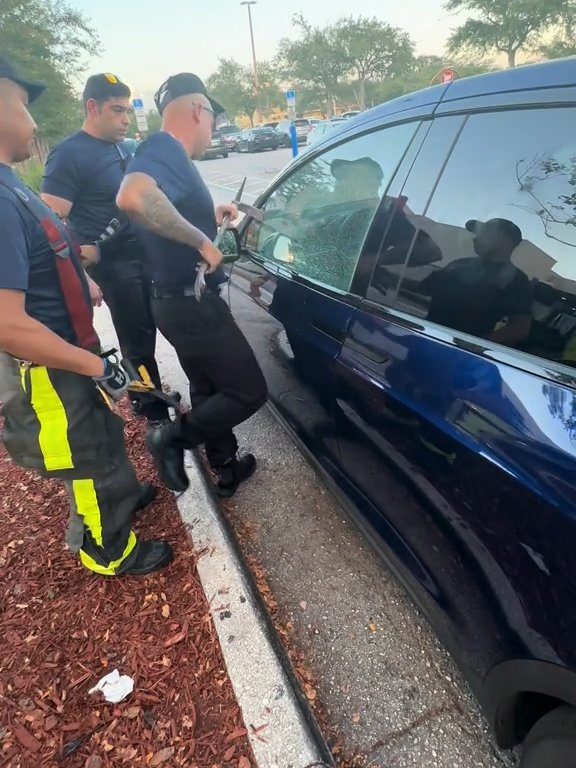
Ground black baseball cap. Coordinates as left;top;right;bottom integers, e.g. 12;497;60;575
0;58;45;103
154;73;224;116
83;73;131;104
466;218;523;247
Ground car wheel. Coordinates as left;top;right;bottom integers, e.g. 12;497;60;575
521;706;576;767
223;152;229;158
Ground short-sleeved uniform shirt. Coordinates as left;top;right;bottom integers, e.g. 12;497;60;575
42;131;134;260
0;164;91;345
127;132;226;289
422;257;532;338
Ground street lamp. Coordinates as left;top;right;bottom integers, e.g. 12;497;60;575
240;1;259;93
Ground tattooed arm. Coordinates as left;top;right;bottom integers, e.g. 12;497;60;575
116;172;223;272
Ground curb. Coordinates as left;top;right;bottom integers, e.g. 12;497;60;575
177;449;333;768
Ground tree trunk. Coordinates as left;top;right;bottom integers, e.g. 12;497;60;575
325;88;333;118
358;79;366;111
507;49;516;68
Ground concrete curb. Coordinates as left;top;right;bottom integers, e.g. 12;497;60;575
177;449;333;768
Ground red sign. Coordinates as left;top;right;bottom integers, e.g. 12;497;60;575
440;68;456;83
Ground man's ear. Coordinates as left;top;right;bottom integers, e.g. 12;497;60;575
85;98;99;117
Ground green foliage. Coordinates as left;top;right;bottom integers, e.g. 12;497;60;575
445;0;572;67
17;159;44;193
207;58;283;124
333;16;415;109
277;15;351;115
0;0;99;143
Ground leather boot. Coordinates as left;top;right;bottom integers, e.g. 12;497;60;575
214;453;257;498
146;423;189;493
120;540;173;576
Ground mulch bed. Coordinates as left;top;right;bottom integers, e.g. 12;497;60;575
0;405;254;768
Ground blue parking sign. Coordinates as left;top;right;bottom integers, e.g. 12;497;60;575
132;98;144;109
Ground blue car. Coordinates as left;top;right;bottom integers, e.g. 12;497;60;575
229;58;576;766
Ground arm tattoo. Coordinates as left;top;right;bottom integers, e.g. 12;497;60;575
134;185;209;250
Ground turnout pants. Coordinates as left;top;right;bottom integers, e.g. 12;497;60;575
0;354;142;575
90;255;168;422
152;291;268;466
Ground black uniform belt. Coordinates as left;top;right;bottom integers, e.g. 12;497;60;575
152;284;202;300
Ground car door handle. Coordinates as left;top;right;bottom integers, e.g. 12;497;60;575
343;336;390;364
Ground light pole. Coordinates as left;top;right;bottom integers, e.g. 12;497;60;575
241;1;259;93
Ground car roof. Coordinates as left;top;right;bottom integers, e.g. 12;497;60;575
345;57;576;133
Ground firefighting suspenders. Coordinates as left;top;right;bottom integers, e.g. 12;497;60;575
0;180;99;350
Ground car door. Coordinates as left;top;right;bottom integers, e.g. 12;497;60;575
334;99;576;687
231;119;423;474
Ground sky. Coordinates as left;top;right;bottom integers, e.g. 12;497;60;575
72;0;457;105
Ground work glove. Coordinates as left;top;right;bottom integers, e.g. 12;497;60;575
93;356;129;401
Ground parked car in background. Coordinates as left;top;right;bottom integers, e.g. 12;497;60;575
122;137;140;155
228;58;576;767
305;119;347;147
237;127;282;153
216;125;241;152
276;118;316;146
261;121;279;129
201;129;229;159
340;110;361;119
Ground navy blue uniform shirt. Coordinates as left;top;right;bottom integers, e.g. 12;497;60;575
0;164;89;344
42;131;134;259
127;132;226;289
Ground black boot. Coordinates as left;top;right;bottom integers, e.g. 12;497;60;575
146;423;189;493
214;453;257;498
120;540;173;576
134;483;157;515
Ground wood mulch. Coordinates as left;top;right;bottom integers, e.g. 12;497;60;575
0;406;254;768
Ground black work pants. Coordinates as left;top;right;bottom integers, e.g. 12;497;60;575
152;291;267;466
91;256;168;422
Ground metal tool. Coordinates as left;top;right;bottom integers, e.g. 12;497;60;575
194;177;247;302
120;357;183;412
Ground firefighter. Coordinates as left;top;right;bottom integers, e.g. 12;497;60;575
41;73;169;425
0;58;172;577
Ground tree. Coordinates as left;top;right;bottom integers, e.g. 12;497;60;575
277;15;351;117
445;0;570;67
333;16;415;110
208;58;282;124
0;0;99;143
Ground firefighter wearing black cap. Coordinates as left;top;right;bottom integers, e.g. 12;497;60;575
0;58;172;576
41;73;169;424
117;73;267;496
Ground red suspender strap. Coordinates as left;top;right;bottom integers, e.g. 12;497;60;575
4;183;99;350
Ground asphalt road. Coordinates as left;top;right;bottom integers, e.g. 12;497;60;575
96;147;520;767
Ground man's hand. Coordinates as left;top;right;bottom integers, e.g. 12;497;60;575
93;357;129;401
86;274;103;307
215;203;239;226
199;240;224;273
80;244;101;266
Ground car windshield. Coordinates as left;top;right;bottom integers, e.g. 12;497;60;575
294;119;310;126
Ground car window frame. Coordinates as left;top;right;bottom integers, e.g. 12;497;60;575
361;98;576;391
240;115;431;300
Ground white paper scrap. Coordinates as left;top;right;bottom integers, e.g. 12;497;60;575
89;669;134;703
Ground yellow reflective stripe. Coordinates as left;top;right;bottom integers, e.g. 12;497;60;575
19;367;27;394
29;368;74;471
72;479;103;546
79;531;138;576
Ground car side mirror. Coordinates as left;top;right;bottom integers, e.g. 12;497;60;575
220;228;242;264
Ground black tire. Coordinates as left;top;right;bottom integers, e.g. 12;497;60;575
521;705;576;767
223;152;229;158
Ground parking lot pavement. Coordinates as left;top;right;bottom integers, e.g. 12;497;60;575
197;146;295;204
216;284;519;768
